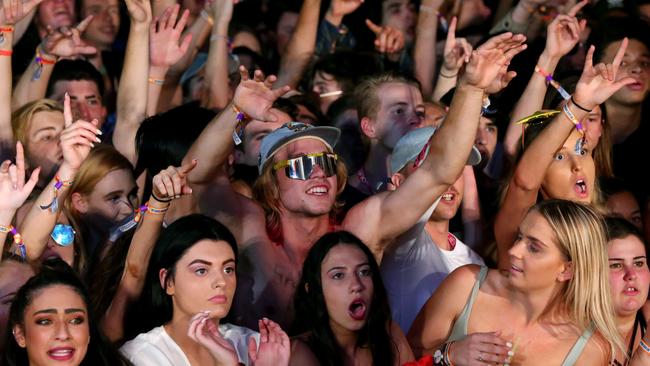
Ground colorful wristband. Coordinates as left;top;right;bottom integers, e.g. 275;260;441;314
231;104;248;145
1;225;26;259
535;65;571;100
39;175;73;213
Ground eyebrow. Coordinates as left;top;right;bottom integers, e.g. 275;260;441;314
524;234;548;248
189;259;212;266
223;259;235;265
34;308;86;316
103;190;124;198
33;127;57;135
609;256;647;261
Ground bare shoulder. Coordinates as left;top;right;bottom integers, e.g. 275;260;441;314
290;336;320;366
342;191;389;248
574;332;610;366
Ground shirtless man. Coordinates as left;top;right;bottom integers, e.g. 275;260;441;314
183;32;526;328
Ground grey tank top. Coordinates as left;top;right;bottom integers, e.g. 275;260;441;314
446;266;594;366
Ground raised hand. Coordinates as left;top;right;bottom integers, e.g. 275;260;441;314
41;16;97;58
149;4;192;68
0;0;42;25
328;0;364;19
188;312;239;366
125;0;152;25
209;0;234;28
573;38;636;111
232;67;291;122
366;19;405;55
442;17;472;75
544;0;587;59
462;32;526;90
248;318;290;366
0;142;40;213
59;93;102;170
485;63;517;94
151;159;196;200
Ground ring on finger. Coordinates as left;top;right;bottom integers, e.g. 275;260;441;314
478;351;484;362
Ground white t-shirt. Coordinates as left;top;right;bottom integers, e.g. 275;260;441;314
120;323;260;366
380;204;484;334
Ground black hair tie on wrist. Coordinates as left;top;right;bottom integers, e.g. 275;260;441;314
152;192;173;203
571;96;592;112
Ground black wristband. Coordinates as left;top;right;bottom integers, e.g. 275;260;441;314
152;192;173;203
571;96;592;112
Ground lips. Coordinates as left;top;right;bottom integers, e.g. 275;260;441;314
623;286;640;296
627;79;646;92
441;192;456;203
47;347;75;361
510;264;523;274
348;299;367;321
574;179;588;198
209;295;227;304
306;184;329;196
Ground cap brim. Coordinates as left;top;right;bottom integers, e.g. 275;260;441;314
264;126;341;168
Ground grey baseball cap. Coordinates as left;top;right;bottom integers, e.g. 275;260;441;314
390;127;482;175
258;122;341;174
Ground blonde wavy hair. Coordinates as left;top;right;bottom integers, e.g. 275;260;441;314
11;99;62;145
534;199;624;359
252;150;347;243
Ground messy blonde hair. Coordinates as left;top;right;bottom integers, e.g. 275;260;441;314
253;151;347;243
11;99;62;145
534;200;624;359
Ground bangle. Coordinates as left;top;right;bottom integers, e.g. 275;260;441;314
571;96;592;112
231;104;248;145
200;9;214;27
562;102;584;134
39;175;74;213
640;338;650;354
534;65;571;100
0;225;27;260
0;49;12;56
148;77;164;86
444;341;455;366
210;33;228;42
151;191;173;203
439;69;458;78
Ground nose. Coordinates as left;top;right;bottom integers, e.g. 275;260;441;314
211;271;226;289
308;163;326;179
624;266;637;281
570;155;583;172
78;103;92;121
55;321;72;341
349;273;365;293
476;128;487;145
508;240;524;259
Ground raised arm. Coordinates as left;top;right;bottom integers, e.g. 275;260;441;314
114;0;152;165
16;94;101;261
201;0;233;110
414;0;442;99
346;33;527;258
11;16;97;110
494;39;636;269
183;68;290;184
274;0;323;89
503;0;587;159
0;0;42;148
431;16;472;102
147;4;191;116
0;143;39;258
101;160;196;342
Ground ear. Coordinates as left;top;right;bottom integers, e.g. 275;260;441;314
159;268;174;296
360;117;376;139
557;261;573;283
71;192;89;214
13;325;26;348
389;173;405;190
304;282;309;293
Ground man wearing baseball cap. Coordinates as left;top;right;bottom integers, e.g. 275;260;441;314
380;127;485;334
183;35;525;328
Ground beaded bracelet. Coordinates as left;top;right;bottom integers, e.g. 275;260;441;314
0;225;26;260
231;104;248;145
40;175;73;213
534;65;571;100
0;25;14;45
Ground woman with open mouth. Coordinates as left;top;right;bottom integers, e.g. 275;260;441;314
120;215;290;366
605;217;650;365
408;200;624;365
290;231;414;366
1;259;130;366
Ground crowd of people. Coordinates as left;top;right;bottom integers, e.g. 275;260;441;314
1;0;650;364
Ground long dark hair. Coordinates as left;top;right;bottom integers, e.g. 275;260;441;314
0;259;131;366
292;231;397;366
126;215;237;340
